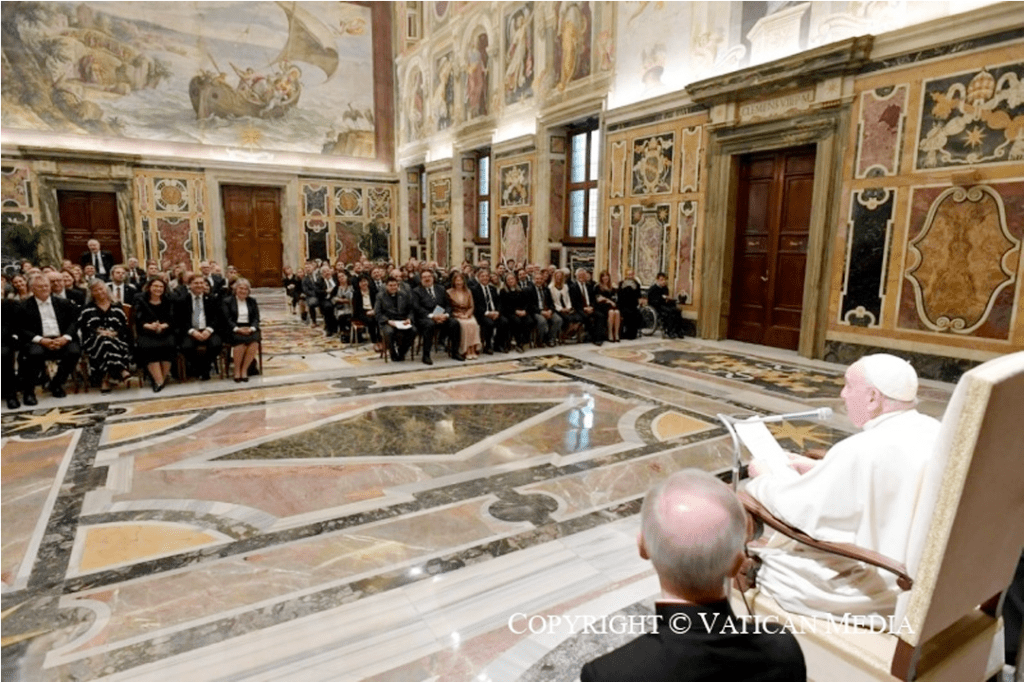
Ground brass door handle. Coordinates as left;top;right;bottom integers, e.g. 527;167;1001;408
760;274;769;282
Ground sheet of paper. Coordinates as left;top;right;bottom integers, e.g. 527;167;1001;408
734;419;797;478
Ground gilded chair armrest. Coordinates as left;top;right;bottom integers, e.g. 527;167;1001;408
737;490;914;591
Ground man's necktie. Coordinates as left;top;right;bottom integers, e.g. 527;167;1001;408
114;285;122;303
429;287;436;303
582;284;590;307
537;288;543;309
484;287;493;311
193;297;203;328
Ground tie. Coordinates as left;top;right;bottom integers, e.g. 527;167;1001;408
582;283;590;307
537;287;543;309
484;286;493;311
114;285;122;303
429;287;436;303
193;296;203;328
93;253;99;270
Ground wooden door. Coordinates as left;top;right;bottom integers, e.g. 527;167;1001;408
223;185;283;288
727;146;815;350
58;191;122;265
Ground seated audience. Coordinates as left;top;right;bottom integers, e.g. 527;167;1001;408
374;276;416;361
175;273;224;381
331;271;354;340
570;268;606;345
135;277;176;392
745;354;941;620
447;272;481;360
223;278;261;382
550;268;580;340
471;268;506;354
8;274;31;301
79;280;133;392
48;270;84;311
527;271;562;347
581;469;806;681
17;273;82;404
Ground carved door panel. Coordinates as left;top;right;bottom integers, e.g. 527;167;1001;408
223;185;282;288
728;146;815;351
58;191;122;265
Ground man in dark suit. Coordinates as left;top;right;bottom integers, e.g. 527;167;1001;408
499;272;535;353
199;261;226;299
528;272;562;347
470;268;507;355
581;469;806;682
570;268;607;346
3;298;23;409
17;273;82;404
79;239;115;281
125;257;146;287
47;270;84;311
374;277;416;361
107;265;138;307
174;273;224;380
411;269;460;364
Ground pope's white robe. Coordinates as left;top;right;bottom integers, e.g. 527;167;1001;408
744;409;941;620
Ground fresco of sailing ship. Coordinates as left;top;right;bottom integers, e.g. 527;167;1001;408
189;2;339;119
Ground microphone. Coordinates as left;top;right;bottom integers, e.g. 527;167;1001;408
740;407;833;423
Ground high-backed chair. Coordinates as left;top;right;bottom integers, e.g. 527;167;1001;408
733;351;1024;681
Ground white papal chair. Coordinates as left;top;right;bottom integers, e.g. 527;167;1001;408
733;351;1024;681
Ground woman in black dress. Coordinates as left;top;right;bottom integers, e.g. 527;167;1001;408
617;268;643;340
223;278;261;382
352;275;381;350
79;280;133;392
595;270;622;342
135;277;175;392
282;266;302;314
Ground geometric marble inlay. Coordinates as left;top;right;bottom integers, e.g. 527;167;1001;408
651;411;712;442
649;349;845;397
216;402;555;460
76;523;225;573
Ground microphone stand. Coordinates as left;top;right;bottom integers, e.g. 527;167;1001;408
717;413;748;492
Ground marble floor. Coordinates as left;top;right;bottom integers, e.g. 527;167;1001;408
1;291;957;682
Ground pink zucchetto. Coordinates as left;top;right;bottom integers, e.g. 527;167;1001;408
858;353;919;402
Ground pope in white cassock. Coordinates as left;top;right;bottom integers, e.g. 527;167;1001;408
744;354;941;621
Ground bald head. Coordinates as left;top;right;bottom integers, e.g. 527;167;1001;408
639;469;746;600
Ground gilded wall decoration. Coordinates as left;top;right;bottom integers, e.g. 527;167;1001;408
504;3;535;105
430;178;452;215
631;203;670;285
432;220;451;269
465;29;490;120
1;166;32;209
154;178;189;212
553;2;592;92
679;127;702;194
676;201;697;302
901;184;1023;339
500;162;531;207
434;50;455;131
304;217;329;262
367;187;392;221
500;213;529;267
608;205;624;280
1;2;382;160
156;217;191;270
334;187;364;217
631;133;674;195
856;86;907;178
917;64;1024;169
839;188;895;327
609;140;627;199
303;186;329;216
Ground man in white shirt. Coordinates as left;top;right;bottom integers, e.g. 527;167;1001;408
744;354;941;620
79;239;114;281
17;273;81;404
107;266;138;306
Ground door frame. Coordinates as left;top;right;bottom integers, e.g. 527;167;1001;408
35;172;135;267
699;106;849;359
206;170;298;272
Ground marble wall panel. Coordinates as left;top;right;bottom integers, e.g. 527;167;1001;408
430;178;452;216
304;217;329;262
916;62;1024;170
631;133;674;196
367;187;392;222
855;85;907;178
1;165;33;209
500;161;531;208
154;178;189;213
549;157;566;241
900;182;1023;339
503;3;535;105
840;188;895;327
676;201;697;302
462;160;477;242
156;217;192;270
335;221;363;264
608;205;624;281
304;185;329;216
408;172;422;242
630;204;669;285
335;187;364;218
609;140;627;199
679;126;702;193
432;220;451;268
500;214;529;267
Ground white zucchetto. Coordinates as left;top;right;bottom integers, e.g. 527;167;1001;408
859;353;918;402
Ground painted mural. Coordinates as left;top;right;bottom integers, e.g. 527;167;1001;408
1;2;377;159
500;214;529;267
900;183;1023;339
434;50;454;131
500;162;531;208
405;67;426;142
465;29;491;120
552;2;592;92
917;64;1024;169
504;3;534;105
